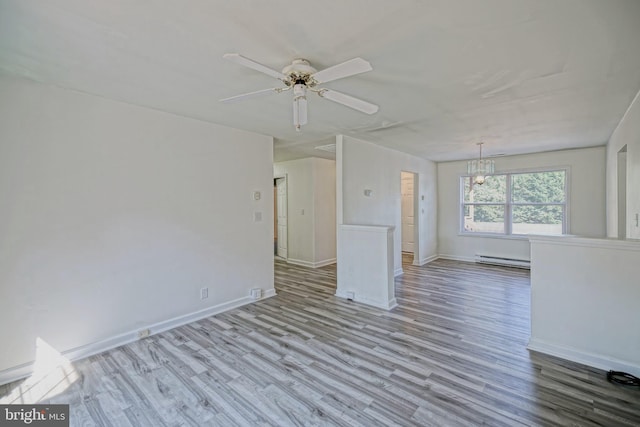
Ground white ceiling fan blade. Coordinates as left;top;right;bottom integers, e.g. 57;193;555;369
220;88;279;104
318;89;379;114
311;58;372;84
223;53;286;80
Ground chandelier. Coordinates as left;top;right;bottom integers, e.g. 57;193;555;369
467;142;495;185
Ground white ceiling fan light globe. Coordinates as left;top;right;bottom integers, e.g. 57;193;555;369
293;83;307;97
293;83;308;131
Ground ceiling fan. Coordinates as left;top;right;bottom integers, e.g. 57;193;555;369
220;53;379;131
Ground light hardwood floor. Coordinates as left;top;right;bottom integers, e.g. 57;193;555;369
2;257;640;426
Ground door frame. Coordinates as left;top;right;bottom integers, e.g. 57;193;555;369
274;173;289;260
617;145;627;239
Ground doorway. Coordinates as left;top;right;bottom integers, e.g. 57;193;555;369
618;145;627;239
275;177;288;259
401;171;417;264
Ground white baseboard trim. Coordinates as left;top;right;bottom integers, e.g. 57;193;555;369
0;289;277;386
385;298;398;310
436;254;476;263
312;258;337;268
394;267;404;276
412;254;439;266
287;258;337;268
285;258;310;267
527;338;640;377
262;288;277;299
335;291;397;311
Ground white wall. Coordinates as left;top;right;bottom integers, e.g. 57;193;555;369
529;236;640;376
0;75;274;380
337;225;395;310
337;135;438;273
313;158;337;264
607;89;640;239
273;157;336;267
437;147;606;261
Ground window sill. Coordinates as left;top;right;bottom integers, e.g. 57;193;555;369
457;232;568;241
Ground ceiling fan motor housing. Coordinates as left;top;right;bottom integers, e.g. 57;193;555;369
282;59;317;76
282;59;317;86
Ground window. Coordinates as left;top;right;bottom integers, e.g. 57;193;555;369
461;169;567;236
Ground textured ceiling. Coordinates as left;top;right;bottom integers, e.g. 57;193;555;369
1;0;639;161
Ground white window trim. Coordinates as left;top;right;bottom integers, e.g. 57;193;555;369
459;166;571;238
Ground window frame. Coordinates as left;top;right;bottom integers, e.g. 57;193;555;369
459;167;570;238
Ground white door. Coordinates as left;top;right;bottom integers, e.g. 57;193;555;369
276;178;288;258
401;172;415;253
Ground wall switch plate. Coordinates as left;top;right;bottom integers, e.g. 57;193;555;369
200;287;209;299
138;329;150;339
364;189;373;197
253;191;261;201
346;291;355;301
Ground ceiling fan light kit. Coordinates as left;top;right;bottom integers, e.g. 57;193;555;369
292;84;308;130
220;54;379;131
467;142;495;185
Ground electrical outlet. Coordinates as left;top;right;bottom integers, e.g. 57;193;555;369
346;291;355;301
138;329;150;339
250;288;262;300
200;287;209;300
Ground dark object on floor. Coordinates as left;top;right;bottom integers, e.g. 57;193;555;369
607;371;640;387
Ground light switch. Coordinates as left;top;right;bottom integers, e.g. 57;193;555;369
253;191;261;201
364;189;373;197
254;211;262;222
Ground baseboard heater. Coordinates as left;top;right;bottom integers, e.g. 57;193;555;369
475;254;530;269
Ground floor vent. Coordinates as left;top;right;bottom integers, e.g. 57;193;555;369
475;254;530;269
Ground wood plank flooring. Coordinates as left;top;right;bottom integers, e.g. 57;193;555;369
2;256;640;426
